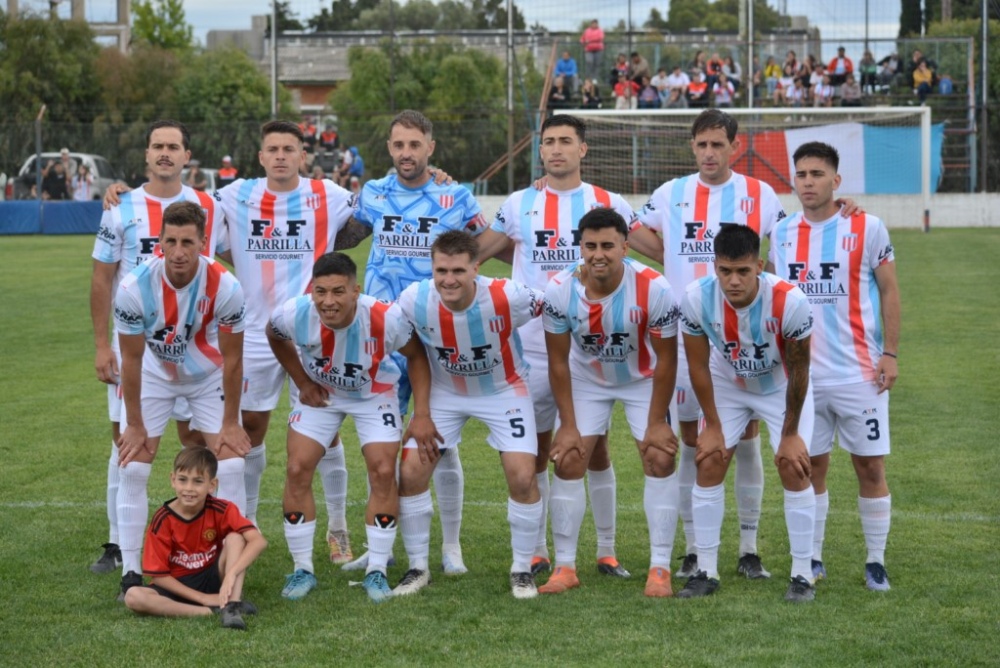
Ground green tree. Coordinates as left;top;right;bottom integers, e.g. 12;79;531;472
94;44;182;123
664;0;782;34
899;0;923;37
131;0;193;51
267;0;305;34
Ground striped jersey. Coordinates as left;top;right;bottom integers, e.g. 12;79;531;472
114;256;246;383
268;294;412;399
354;175;487;301
215;178;353;341
637;171;785;298
543;258;679;387
679;272;812;395
397;276;542;397
768;211;894;387
491;183;637;355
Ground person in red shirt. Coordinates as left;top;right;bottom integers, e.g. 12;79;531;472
218;155;238;187
827;46;854;87
123;448;267;630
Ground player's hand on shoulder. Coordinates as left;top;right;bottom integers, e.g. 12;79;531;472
835;197;864;217
533;176;549;191
103;183;131;210
429;168;453;185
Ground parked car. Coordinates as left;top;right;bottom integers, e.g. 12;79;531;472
181;167;220;194
13;152;125;200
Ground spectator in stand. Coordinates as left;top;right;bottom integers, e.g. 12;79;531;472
798;57;816;104
841;72;863;106
705;52;724;90
687;71;709;108
300;117;318;169
913;60;934;103
827;46;853;87
809;63;827;103
610;53;631;87
580;19;605;83
549;76;573;111
72;164;95;201
311;165;326;180
338;146;364;188
637;76;661;109
878;52;901;92
580;78;602;109
613;73;639;110
690;50;706;80
337;145;354;187
750;55;762;102
184;159;208;192
630;52;652;86
59;148;79;179
938;73;954;95
906;49;937;88
763;55;782;99
858;50;878;95
650;67;671;107
218;156;237;188
665;65;691;108
723;55;742;93
41;159;70;200
813;73;835;107
786;76;807;108
783;50;799;78
554;51;579;95
775;63;796;106
712;73;735;108
320;124;339;152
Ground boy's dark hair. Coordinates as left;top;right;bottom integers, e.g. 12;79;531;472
313;251;357;280
146;120;191;150
579;207;628;238
431;230;478;261
713;224;760;261
793;141;840;171
541;114;587;143
261;120;304;143
691;108;739;142
173;447;218;479
390;110;433;137
162;201;206;238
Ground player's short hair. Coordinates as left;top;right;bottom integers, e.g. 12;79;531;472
793;141;840;171
173;447;218;479
579;207;628;238
390;110;433;138
162;201;206;238
313;251;357;281
691;109;739;142
146;120;191;150
541;114;586;143
261;120;304;144
713;224;760;261
431;230;478;262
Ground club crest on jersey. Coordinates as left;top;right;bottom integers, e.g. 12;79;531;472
842;234;858;252
629;306;644;324
364;337;378;355
765;317;780;334
489;315;506;333
196;296;212;315
739;197;755;215
203;529;217;542
439;194;454;208
305;195;320;210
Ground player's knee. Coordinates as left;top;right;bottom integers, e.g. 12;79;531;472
123;586;146;612
776;458;809;486
852;455;886;485
285;456;315;488
367;459;396;491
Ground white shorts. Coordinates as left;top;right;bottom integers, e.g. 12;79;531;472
811;382;890;457
288;392;402;448
712;375;815;454
524;349;557;433
572;377;658;441
675;337;703;423
403;386;537;455
240;340;287;412
106;350;193;423
122;370;228;438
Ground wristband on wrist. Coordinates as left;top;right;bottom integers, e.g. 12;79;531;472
882;351;897;359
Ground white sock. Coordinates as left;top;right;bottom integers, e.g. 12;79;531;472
587;465;617;560
784;486;816;581
365;521;397;575
692;482;725;579
284;518;316;574
318;443;348;533
548;475;586;569
216;458;247;515
399;491;434;572
534;470;550;558
858;495;891;565
243;444;266;524
644;473;679;570
117;461;152;575
678;443;697;555
735;435;764;556
107;442;120;544
813;491;830;562
508;498;543;573
433;447;464;548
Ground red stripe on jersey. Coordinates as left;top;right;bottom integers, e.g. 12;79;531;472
795;217;811;266
634;268;656;376
195;191;215;256
437;302;467;394
146;198;164;257
745;178;762;233
593;186;611;208
847;214;875;380
771;280;794;378
544;191;560;248
193;262;224;367
723;300;739;361
161;275;180;379
694;184;710;240
368;301;393;394
488;280;526;393
311;179;330;261
260;192;277;309
319;323;336;372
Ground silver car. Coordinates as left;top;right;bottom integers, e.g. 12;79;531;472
14;152;125;200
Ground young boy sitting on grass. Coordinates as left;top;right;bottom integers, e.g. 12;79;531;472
123;447;267;630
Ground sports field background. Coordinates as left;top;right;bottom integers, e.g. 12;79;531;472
1;229;998;666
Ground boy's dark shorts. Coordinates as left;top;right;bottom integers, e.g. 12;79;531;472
147;562;221;605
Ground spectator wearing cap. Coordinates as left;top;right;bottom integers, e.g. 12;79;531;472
218;155;237;187
827;46;853;87
59;148;79;179
184;159;208;191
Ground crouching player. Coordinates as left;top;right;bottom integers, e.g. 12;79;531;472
393;231;544;599
123;447;267;630
266;252;437;603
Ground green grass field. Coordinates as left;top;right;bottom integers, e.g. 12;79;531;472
1;229;998;667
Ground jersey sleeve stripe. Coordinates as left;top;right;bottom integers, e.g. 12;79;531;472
771;280;793;377
311;179;330;261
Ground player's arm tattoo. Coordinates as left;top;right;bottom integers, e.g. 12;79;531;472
334;218;373;250
781;335;811;438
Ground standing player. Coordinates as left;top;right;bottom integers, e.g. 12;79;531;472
675;225;817;602
335;110;488;574
266;252;437;602
391;231;543;599
90;120;224;577
769;142;899;591
113;201;250;599
477;114;664;577
541;209;681;597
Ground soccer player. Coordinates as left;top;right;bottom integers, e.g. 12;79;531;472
477;113;664;578
113;201;250;600
540;208;681;597
675;224;817;602
391;231;543;599
335;110;489;574
266;252;437;602
123;447;267;630
90;119;224;579
769;141;900;591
